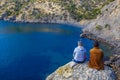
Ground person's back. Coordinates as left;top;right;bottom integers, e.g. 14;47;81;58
88;41;104;70
73;41;86;63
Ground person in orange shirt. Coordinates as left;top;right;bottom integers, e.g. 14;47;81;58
88;41;104;70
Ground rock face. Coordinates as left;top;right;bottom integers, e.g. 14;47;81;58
105;55;120;80
83;0;120;48
80;30;120;80
0;0;112;23
46;62;116;80
82;0;120;79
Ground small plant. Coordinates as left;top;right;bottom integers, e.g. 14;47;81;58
6;10;13;16
83;8;101;19
105;24;111;30
106;8;108;11
96;25;103;30
108;0;115;2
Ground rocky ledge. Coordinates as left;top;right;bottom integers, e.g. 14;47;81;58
46;61;116;80
81;31;120;80
80;0;120;79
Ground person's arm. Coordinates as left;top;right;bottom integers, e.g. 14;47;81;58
73;48;76;57
84;48;87;59
89;50;92;62
84;53;86;59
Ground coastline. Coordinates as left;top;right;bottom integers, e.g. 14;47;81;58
0;18;88;28
0;19;119;79
80;31;116;49
0;0;119;79
81;30;120;80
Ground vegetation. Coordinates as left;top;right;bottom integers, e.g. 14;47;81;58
105;24;111;30
60;0;111;21
108;0;115;2
0;0;115;21
96;25;103;30
6;10;13;16
62;0;99;21
106;8;108;11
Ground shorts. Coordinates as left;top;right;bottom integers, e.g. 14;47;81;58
73;59;85;63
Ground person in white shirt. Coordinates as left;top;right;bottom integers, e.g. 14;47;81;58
73;40;86;63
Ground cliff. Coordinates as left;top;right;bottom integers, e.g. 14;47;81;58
0;0;113;23
46;61;116;80
45;0;120;79
0;0;120;79
83;0;120;48
81;0;120;79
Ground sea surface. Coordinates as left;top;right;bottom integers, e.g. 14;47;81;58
0;21;112;80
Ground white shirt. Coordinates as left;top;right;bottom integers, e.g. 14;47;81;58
73;46;86;61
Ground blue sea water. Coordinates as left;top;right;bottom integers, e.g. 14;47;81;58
0;21;111;80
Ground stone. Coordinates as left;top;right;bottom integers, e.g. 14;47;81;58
46;62;116;80
56;64;73;78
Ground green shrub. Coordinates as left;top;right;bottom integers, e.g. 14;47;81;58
106;8;108;11
82;8;101;19
65;0;102;21
6;10;13;16
96;25;103;30
108;0;115;2
105;24;111;30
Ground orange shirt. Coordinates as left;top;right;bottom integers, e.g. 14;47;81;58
88;47;104;70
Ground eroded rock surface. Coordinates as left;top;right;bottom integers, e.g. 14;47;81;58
46;62;116;80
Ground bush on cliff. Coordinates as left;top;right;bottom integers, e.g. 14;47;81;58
105;24;111;30
96;25;103;31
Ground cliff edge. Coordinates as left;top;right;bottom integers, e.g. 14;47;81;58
83;0;120;48
46;61;116;80
81;0;120;79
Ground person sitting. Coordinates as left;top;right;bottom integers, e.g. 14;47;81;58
72;40;86;64
88;41;104;70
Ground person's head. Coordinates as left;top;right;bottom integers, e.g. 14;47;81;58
94;41;99;47
78;40;83;46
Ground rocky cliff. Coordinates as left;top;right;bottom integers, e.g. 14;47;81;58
83;0;120;48
46;61;116;80
81;0;120;79
0;0;120;79
43;0;120;79
0;0;112;23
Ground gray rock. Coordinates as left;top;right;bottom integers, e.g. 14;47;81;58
46;62;116;80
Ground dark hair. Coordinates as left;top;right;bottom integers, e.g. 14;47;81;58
94;41;99;47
